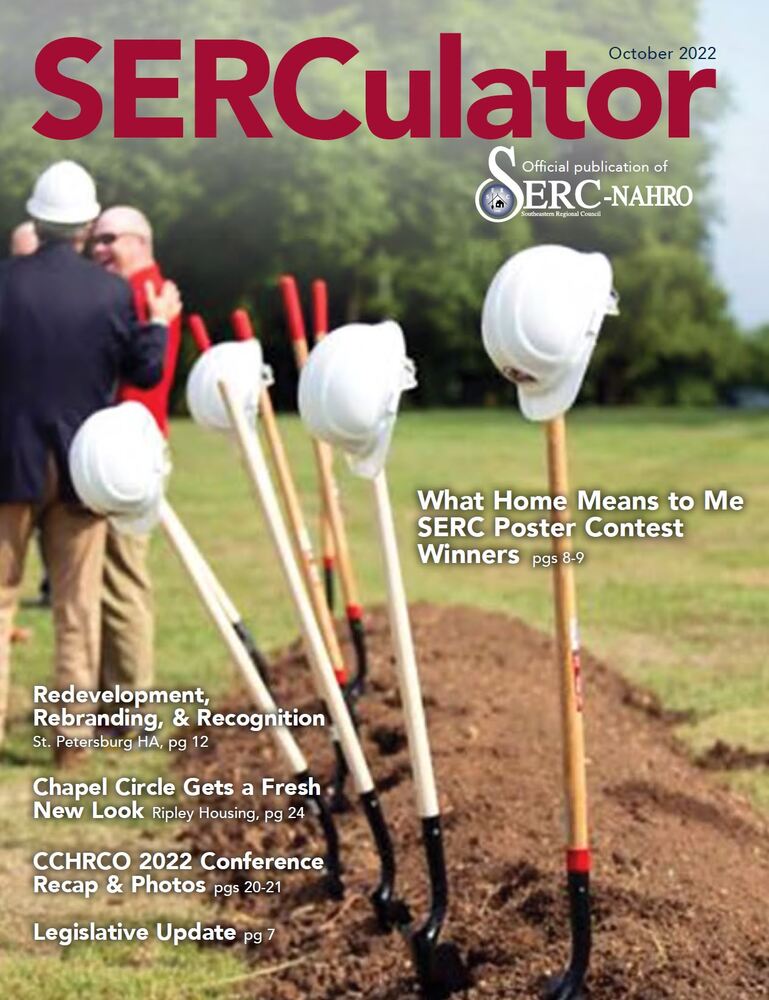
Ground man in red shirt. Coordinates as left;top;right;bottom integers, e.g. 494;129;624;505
91;206;181;699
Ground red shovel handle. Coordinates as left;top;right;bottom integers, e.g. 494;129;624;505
278;275;308;344
311;279;328;339
188;314;211;353
231;308;255;342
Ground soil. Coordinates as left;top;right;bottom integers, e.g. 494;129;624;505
697;739;769;771
181;604;769;999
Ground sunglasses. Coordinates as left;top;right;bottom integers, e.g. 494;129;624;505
91;231;145;247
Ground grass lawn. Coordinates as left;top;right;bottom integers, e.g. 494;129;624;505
2;407;768;996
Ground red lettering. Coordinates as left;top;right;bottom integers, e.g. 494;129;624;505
274;37;360;140
194;40;272;138
532;50;585;140
588;69;662;139
468;69;532;139
668;68;716;138
114;39;183;138
33;37;102;140
439;33;462;138
365;70;431;139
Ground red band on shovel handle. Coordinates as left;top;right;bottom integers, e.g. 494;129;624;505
188;314;211;353
345;603;363;622
311;279;328;339
231;308;255;342
278;275;307;344
323;555;335;571
567;849;592;874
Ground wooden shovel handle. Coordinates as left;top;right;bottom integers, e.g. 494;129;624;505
231;308;253;342
159;500;306;775
546;416;590;864
278;274;310;366
188;314;211;353
278;275;363;620
372;470;439;819
218;378;374;795
310;279;337;594
229;307;348;684
313;440;362;616
311;279;328;340
260;381;350;686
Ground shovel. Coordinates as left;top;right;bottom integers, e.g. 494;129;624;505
279;275;370;701
543;416;591;1000
371;468;468;998
218;376;409;931
186;315;274;686
158;499;342;898
297;322;468;996
230;307;354;808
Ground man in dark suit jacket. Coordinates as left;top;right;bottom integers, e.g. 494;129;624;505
0;160;181;766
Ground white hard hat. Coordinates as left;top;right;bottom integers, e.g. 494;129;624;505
298;321;416;479
482;245;618;421
69;402;170;535
186;340;265;432
26;160;100;225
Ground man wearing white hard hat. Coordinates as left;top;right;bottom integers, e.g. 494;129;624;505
0;160;181;766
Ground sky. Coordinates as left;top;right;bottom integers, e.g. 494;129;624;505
700;0;769;329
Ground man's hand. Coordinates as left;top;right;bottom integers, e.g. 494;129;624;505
146;280;182;325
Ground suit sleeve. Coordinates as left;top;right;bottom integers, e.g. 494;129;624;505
113;282;168;389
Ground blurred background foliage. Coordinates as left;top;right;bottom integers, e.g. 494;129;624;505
0;0;764;409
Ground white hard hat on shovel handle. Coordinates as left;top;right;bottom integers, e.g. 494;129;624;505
299;322;468;997
69;401;169;535
184;314;275;693
298;321;416;478
482;243;619;1000
482;244;618;422
186;338;265;432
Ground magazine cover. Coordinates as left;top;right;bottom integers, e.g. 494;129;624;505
1;2;766;997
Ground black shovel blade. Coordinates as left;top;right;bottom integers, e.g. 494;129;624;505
298;773;344;900
232;620;271;689
411;936;470;998
360;790;413;932
544;971;587;1000
402;816;470;997
327;736;352;813
346;613;368;701
543;869;591;1000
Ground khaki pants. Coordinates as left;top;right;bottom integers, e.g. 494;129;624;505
100;526;154;696
0;461;106;742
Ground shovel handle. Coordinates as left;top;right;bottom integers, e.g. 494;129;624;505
309;278;339;617
218;378;374;796
188;314;211;353
159;500;304;773
546;416;590;863
310;279;338;602
314;442;364;617
372;470;438;818
231;308;254;342
279;274;310;365
230;307;348;685
259;377;350;688
311;279;328;340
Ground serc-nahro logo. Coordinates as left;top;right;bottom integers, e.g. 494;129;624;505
475;147;523;223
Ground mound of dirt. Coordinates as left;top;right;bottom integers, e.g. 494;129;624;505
181;604;769;998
